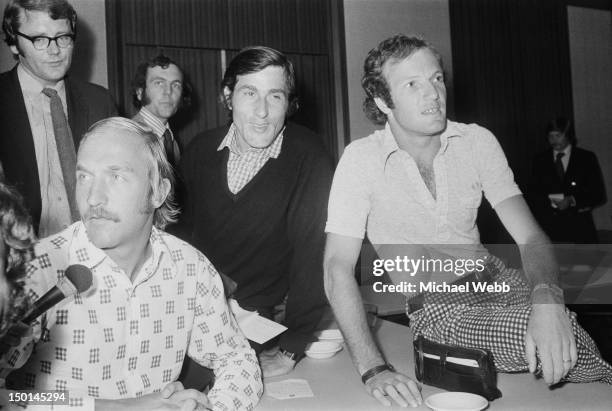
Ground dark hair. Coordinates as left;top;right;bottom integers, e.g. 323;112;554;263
546;116;576;146
0;181;35;286
220;46;299;117
362;34;443;125
3;0;77;47
131;54;192;111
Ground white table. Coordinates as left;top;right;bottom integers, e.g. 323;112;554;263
258;320;612;410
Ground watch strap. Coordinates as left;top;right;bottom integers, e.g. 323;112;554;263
361;363;395;384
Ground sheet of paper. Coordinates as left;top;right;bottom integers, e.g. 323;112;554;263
423;352;479;367
265;379;314;400
548;193;564;208
228;299;287;344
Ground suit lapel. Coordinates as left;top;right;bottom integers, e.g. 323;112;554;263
65;77;89;146
546;149;566;185
564;148;577;181
3;67;38;179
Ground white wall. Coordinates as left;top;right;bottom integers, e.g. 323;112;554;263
343;0;453;143
0;0;108;87
568;6;612;230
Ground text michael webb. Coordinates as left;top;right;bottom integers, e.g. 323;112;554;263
373;281;510;294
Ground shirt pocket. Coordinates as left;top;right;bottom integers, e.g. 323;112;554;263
455;179;482;227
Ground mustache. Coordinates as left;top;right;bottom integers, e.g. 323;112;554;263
83;207;120;222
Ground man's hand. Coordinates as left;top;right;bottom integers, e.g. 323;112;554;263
552;196;573;211
259;348;296;378
525;303;577;385
0;321;31;355
161;382;211;410
96;382;210;411
364;370;422;408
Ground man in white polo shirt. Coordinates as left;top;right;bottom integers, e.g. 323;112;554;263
324;34;611;408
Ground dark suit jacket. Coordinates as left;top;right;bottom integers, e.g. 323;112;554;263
0;66;117;234
529;146;606;243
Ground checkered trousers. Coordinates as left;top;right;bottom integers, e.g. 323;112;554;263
408;254;612;384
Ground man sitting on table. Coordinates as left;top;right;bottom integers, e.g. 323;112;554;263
179;46;332;378
0;118;262;410
324;34;612;408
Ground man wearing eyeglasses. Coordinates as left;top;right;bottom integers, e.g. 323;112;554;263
0;0;117;238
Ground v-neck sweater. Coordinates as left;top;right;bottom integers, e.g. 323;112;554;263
179;123;333;355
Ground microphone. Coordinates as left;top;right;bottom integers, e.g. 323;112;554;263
21;265;93;324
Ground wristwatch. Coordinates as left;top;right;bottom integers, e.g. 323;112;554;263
361;363;396;384
279;348;303;362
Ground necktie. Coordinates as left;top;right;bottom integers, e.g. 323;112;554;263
162;129;179;168
555;152;565;181
42;88;79;222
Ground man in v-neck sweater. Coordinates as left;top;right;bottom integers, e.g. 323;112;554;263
179;46;332;379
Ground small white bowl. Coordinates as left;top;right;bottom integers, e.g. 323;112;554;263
305;341;343;359
425;392;488;411
316;329;344;343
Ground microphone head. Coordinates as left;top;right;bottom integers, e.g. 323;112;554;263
64;264;93;294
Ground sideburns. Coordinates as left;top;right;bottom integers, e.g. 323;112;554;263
139;185;155;215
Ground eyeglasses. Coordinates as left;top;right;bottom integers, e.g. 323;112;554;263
15;31;75;50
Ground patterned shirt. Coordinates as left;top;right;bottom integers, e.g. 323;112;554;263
133;107;180;164
217;123;284;193
1;222;262;410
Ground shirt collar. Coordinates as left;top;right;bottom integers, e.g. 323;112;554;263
67;221;166;281
381;120;461;161
67;222;108;271
380;123;401;160
138;107;171;138
17;63;66;96
217;123;284;159
438;121;462;153
554;144;572;158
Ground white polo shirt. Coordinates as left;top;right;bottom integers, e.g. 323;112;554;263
325;121;521;251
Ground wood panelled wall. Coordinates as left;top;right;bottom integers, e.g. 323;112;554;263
106;0;346;158
449;0;577;244
449;0;575;189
